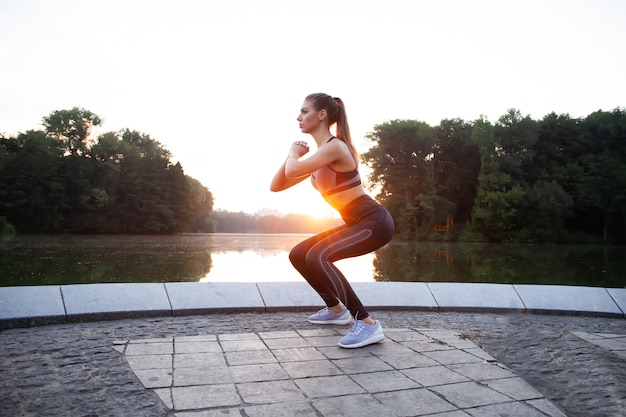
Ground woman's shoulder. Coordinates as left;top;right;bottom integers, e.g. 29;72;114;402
325;137;357;169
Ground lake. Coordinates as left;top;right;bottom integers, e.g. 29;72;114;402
0;234;625;288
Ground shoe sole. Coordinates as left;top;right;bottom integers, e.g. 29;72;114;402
308;317;353;325
338;333;385;349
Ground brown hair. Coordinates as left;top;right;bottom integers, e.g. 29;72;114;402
306;93;360;163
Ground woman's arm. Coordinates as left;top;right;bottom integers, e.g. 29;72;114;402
270;158;310;192
285;139;350;177
271;139;351;192
270;141;311;192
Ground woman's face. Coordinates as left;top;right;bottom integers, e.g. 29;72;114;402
297;99;325;133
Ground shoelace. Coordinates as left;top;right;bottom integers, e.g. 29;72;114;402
321;307;334;317
347;313;365;335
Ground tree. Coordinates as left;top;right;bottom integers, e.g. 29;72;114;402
579;153;626;240
0;130;66;231
185;176;215;233
113;129;175;233
469;117;525;241
577;109;626;241
42;107;102;156
520;180;574;242
433;118;480;223
363;119;436;238
494;109;538;185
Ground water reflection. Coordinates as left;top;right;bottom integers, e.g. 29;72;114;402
374;241;626;288
200;251;375;283
0;234;624;287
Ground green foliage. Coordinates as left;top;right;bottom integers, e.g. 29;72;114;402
364;108;626;243
0;109;214;234
42;107;102;156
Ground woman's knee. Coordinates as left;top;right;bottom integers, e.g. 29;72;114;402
289;244;308;269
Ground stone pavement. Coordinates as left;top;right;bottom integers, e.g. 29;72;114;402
1;310;626;417
115;326;565;417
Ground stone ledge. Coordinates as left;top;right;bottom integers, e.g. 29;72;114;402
0;282;623;330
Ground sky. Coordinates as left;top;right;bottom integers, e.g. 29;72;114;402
1;0;625;216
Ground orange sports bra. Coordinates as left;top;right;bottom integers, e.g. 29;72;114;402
311;137;362;197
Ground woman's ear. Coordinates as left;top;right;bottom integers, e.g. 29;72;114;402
318;109;327;120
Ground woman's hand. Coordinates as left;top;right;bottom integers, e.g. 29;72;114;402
290;141;310;158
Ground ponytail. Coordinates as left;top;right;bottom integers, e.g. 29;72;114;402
306;93;360;164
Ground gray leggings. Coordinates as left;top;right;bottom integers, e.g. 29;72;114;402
289;196;394;320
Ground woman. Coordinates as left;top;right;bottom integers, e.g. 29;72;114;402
270;93;395;348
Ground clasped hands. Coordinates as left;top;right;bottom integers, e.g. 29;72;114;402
290;141;310;158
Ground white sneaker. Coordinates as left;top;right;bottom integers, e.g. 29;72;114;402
308;307;353;325
338;319;385;348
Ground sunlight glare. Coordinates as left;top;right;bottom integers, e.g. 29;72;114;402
200;250;375;283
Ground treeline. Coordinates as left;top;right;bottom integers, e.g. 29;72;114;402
363;108;626;243
211;210;342;234
0;107;214;234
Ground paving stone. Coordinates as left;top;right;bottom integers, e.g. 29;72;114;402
402;365;469;387
448;362;517;381
262;336;310;349
350;370;420;392
218;332;260;341
484;377;545;401
375;388;457;416
312;393;389;416
466;401;549;417
133;368;172;388
317;345;373;359
403;340;456;352
229;363;288;383
281;359;343;378
422;349;485;365
378;351;440;369
258;330;300;339
173;366;232;386
332;355;393;374
175;340;222;353
297;328;341;337
294;375;365;398
272;346;326;362
237;380;305;404
420;412;471;417
126;354;172;370
171;384;240;409
173;408;242;417
125;342;173;356
368;339;416;354
306;335;344;347
174;335;217;342
220;339;267;352
386;329;434;342
174;352;226;368
430;381;513;408
244;401;318;417
225;349;276;365
526;398;568;417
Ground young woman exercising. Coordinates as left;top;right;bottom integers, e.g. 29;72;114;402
270;93;395;348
